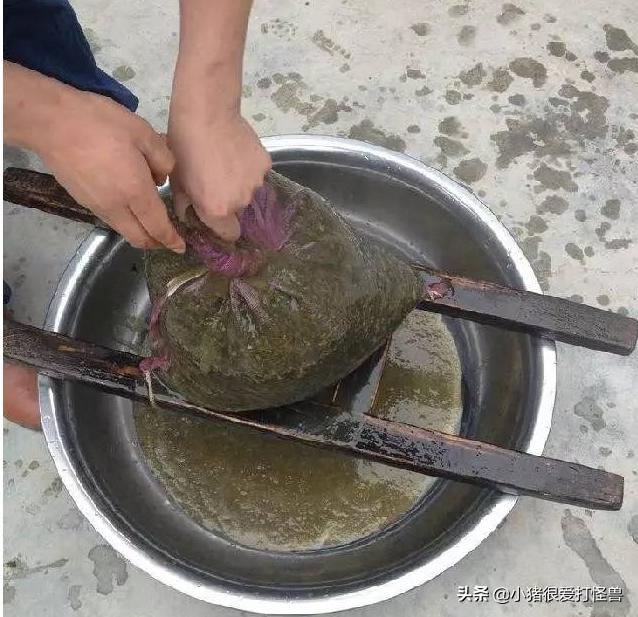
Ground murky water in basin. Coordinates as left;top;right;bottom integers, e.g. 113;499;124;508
134;310;462;551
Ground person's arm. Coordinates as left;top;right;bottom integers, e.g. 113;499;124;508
3;61;185;252
169;0;271;241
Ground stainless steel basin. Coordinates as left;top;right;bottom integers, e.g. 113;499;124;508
40;135;556;614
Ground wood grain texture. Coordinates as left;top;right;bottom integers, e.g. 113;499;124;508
4;167;102;226
4;319;624;510
417;265;637;355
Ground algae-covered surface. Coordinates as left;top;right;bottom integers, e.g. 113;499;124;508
134;310;462;551
144;171;421;411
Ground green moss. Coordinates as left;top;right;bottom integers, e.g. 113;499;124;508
145;172;421;411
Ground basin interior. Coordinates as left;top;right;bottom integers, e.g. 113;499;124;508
52;152;547;602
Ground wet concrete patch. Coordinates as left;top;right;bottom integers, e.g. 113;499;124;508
68;584;82;611
434;136;469;157
410;23;430;36
558;84;610;139
491;116;571;168
348;119;406;152
595;50;611;63
525;215;548;234
438;116;466;137
565;242;585;262
406;68;426;80
445;90;463;104
453;158;487;183
457;25;476;46
271;73;315;115
261;18;297;40
561;510;630;616
509;57;547;87
547;41;566;57
459;63;486;87
573;396;606;431
306;98;340;127
449;4;469;17
82;27;102;54
603;24;638;55
595;221;633;250
487;68;513;92
497;3;525;25
519;236;552;290
491;83;608;170
57;507;86;531
533;163;578;192
608;57;638;74
601;199;621;219
41;477;64;504
537;195;569;215
88;545;128;595
311;30;350;58
111;65;135;81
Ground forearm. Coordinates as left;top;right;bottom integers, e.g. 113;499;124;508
3;61;71;152
173;0;253;116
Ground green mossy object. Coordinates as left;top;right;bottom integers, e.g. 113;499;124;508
145;171;421;411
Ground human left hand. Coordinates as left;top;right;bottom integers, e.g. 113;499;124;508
168;107;271;242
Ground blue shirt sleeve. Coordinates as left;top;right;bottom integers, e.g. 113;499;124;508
3;0;138;112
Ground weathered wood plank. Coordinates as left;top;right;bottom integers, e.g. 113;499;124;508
417;265;637;355
4;167;104;226
4;319;624;510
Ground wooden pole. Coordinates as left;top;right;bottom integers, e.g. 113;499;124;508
4;319;624;511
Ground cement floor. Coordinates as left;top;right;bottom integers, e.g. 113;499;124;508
3;1;637;615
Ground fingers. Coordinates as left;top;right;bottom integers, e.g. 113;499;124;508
139;131;176;187
96;205;160;250
189;176;265;243
194;207;241;242
171;179;190;222
128;175;186;253
172;178;241;242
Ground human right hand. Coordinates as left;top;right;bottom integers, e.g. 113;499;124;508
4;62;185;252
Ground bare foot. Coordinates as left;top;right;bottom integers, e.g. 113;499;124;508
3;362;41;430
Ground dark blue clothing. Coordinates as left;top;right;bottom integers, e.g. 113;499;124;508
4;0;138;111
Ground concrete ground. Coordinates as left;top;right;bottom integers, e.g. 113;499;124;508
3;0;638;615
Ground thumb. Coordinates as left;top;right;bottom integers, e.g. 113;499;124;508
140;132;175;186
171;178;190;222
194;203;241;243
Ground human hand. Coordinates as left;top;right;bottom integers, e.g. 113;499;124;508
7;65;185;252
168;108;271;242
